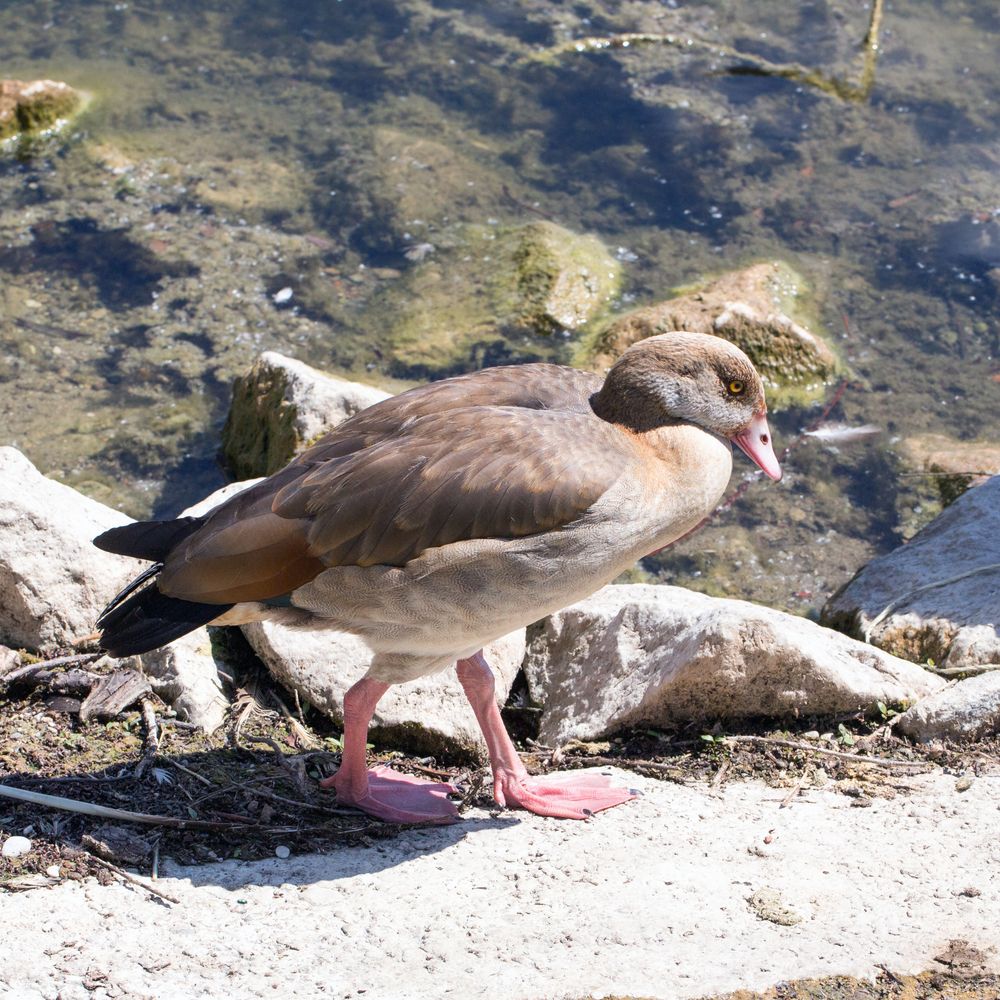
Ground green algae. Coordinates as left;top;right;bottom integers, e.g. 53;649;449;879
364;220;620;378
220;358;301;480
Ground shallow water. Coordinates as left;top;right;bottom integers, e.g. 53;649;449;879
1;0;998;614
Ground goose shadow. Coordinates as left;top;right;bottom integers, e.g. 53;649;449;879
0;744;521;889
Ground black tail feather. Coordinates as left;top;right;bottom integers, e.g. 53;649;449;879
94;517;205;562
98;582;232;657
96;562;164;628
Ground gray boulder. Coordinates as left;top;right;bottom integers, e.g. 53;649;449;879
220;352;390;479
895;671;1000;742
525;584;943;744
822;475;1000;670
0;447;135;651
243;621;526;757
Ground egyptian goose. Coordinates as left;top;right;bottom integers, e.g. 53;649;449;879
94;331;780;824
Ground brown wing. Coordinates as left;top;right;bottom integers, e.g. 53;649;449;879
157;401;627;605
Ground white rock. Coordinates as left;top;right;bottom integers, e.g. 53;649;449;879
895;671;1000;742
139;629;229;732
0;448;136;650
2;835;32;858
274;845;291;859
259;351;390;444
524;584;944;744
822;475;1000;669
242;621;526;756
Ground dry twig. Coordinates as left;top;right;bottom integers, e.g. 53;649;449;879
87;854;180;906
721;735;930;770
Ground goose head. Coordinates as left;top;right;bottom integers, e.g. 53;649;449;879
593;331;782;480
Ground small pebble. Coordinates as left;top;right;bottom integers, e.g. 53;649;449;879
272;287;293;304
275;845;291;859
2;836;33;858
46;864;61;878
956;775;974;793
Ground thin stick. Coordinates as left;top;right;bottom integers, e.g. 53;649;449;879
87;854;179;906
710;759;730;790
721;735;929;770
0;782;257;830
780;774;808;809
270;690;320;750
930;663;1000;677
527;0;886;102
0;653;102;684
167;759;214;788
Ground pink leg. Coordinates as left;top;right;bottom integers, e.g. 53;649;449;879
318;676;459;825
457;652;636;820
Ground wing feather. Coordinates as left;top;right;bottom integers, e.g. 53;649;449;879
156;364;623;604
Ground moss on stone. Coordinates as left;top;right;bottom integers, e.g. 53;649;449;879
373;221;621;377
0;79;82;141
220;360;299;479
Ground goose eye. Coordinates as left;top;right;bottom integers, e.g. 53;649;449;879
727;379;745;396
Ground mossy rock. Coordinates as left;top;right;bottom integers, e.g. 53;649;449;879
0;79;82;141
375;221;621;377
220;353;390;479
192;158;310;223
582;261;841;406
221;358;300;480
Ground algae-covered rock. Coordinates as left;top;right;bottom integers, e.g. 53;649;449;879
0;79;82;141
585;261;838;404
192;158;309;222
221;352;390;479
378;221;621;377
899;433;1000;506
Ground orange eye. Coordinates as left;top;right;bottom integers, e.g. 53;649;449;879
727;379;745;395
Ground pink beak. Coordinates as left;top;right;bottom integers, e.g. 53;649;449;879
731;411;782;481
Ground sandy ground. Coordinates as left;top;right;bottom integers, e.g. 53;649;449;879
1;768;998;1000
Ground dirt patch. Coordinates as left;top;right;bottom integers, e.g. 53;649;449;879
696;941;1000;998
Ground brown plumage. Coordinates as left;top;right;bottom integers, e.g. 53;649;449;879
147;363;607;601
94;331;781;824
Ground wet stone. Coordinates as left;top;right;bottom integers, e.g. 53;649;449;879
0;79;81;141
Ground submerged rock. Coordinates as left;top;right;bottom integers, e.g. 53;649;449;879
895;671;1000;742
0;447;135;651
524;584;942;744
0;79;82;141
220;352;390;479
899;433;1000;506
378;221;621;376
242;622;526;757
822;475;1000;670
585;261;838;404
322;125;512;255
